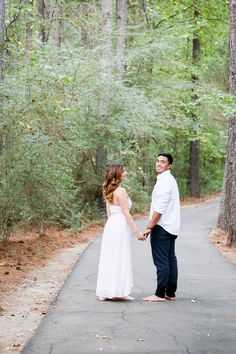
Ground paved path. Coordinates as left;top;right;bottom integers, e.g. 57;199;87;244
22;199;236;354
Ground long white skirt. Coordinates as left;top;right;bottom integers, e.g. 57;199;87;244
96;211;133;298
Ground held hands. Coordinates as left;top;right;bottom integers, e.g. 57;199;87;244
142;227;152;239
134;226;152;241
134;230;146;241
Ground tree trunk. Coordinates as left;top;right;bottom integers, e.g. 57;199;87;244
25;0;33;51
100;0;112;76
218;0;236;245
0;0;4;152
37;0;47;43
116;0;127;80
0;0;4;82
81;2;90;47
141;140;150;191
55;5;63;48
229;0;236;92
189;139;200;197
96;0;112;209
189;6;200;198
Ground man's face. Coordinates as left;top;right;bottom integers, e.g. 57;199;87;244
156;155;171;174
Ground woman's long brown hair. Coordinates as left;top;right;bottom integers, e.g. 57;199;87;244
102;164;124;203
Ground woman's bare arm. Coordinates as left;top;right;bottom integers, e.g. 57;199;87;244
115;187;144;240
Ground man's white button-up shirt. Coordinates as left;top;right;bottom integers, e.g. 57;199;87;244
149;170;180;236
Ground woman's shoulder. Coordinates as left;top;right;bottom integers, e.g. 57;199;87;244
114;186;127;196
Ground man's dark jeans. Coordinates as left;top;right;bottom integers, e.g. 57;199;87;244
150;224;178;298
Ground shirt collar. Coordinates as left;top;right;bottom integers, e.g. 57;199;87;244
157;169;171;181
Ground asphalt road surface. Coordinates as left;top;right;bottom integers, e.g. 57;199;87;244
22;198;236;354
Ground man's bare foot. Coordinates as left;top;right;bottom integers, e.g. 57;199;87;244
165;295;176;301
142;295;165;302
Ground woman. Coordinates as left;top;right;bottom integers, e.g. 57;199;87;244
96;163;144;301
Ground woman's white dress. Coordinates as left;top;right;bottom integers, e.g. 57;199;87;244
96;199;133;298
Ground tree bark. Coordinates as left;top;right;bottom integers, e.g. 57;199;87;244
55;4;63;48
100;0;112;76
37;0;47;43
25;0;33;51
81;2;90;47
218;0;236;245
0;0;4;152
229;0;236;92
116;0;127;80
189;6;200;198
189;139;200;197
0;0;4;82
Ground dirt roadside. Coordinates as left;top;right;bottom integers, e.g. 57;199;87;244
0;195;235;354
0;225;103;354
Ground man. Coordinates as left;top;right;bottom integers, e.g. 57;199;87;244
143;153;180;302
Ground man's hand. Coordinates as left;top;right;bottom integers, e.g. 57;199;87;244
135;230;146;241
143;228;151;239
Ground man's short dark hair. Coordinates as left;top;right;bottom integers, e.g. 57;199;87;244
158;153;173;165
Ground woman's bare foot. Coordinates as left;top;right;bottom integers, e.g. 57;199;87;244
98;296;107;301
115;296;135;301
142;295;165;302
98;295;135;301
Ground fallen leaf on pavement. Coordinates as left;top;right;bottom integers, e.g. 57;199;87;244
96;334;111;340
